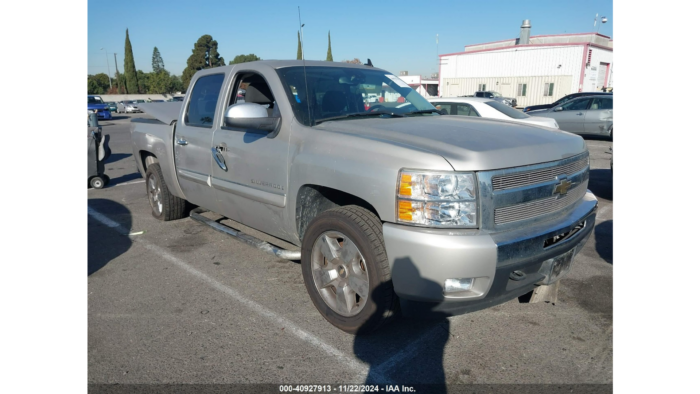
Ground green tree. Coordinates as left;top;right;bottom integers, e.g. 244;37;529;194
152;46;165;73
181;34;226;89
169;75;184;93
87;73;111;94
123;29;139;94
297;31;302;60
326;31;333;61
229;54;261;65
138;70;149;93
149;70;171;93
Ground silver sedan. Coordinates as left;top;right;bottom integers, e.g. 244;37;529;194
535;95;613;138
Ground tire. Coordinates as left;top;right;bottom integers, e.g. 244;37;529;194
301;205;398;334
90;176;105;189
145;163;187;221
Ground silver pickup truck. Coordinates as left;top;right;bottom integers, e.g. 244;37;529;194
130;60;597;334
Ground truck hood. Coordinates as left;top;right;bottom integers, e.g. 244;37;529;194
139;102;182;124
315;115;586;171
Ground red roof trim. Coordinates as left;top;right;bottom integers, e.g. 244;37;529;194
440;42;612;57
462;32;611;49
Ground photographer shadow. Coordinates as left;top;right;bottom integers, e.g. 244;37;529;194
353;257;450;393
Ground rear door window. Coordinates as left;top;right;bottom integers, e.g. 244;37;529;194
593;97;613;110
185;73;225;127
561;98;591;111
432;103;453;115
457;104;480;117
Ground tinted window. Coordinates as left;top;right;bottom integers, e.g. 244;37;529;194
561;98;591;111
591;97;613;110
485;101;529;119
88;96;104;104
185;74;225;127
457;104;479;117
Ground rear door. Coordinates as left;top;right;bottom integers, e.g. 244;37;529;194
173;72;225;210
550;97;592;134
585;97;613;135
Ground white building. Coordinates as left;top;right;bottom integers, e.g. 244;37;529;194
439;20;613;107
399;74;439;98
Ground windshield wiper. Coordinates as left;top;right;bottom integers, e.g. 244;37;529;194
403;109;443;116
314;111;404;125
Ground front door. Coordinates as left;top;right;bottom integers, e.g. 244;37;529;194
173;72;225;210
552;97;592;134
210;70;291;238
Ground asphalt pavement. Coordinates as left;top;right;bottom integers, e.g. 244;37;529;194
88;113;613;392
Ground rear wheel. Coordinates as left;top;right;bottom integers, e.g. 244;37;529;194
145;163;187;221
301;206;398;334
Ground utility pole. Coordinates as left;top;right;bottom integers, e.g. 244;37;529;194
101;48;112;90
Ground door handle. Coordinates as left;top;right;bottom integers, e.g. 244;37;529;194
576;112;584;116
211;147;227;171
176;138;188;146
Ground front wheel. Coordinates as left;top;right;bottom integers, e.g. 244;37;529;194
301;206;398;334
145;163;187;221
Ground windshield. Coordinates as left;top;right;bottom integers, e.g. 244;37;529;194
276;66;437;126
88;96;104;105
485;101;530;119
489;91;502;98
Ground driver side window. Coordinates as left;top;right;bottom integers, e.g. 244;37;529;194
227;72;278;117
561;98;591;111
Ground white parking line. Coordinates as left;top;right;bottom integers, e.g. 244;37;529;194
114;179;145;187
87;206;379;382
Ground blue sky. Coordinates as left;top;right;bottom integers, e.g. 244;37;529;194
87;0;612;78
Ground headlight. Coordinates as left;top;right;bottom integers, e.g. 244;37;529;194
397;170;478;228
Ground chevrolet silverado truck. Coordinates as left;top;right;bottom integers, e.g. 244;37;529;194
130;60;597;334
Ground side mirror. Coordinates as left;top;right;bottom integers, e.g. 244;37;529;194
553;106;563;112
224;103;280;133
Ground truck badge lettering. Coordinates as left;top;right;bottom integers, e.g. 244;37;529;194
251;179;284;191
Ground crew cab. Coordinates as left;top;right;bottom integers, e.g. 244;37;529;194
130;60;597;334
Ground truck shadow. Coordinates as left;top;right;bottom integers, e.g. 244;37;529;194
104;153;132;164
105;172;143;187
595;219;613;265
588;169;612;201
353;258;449;392
88;199;133;275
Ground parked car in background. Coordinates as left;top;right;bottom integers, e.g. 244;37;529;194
116;100;141;113
135;99;146;104
105;102;118;112
535;95;613;138
429;97;559;129
474;91;517;107
523;92;612;113
88;95;112;120
151;100;165;102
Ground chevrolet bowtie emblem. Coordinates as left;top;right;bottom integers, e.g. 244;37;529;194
553;179;573;196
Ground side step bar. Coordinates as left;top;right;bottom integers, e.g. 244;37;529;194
189;208;301;261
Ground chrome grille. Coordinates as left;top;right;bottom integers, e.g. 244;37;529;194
494;181;588;225
492;155;588;191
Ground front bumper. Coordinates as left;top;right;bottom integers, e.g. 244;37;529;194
383;190;597;317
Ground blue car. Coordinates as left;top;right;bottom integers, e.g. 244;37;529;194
88;95;112;120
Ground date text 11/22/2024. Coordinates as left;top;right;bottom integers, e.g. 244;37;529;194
279;385;416;392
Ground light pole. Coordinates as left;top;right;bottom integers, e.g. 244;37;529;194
100;48;112;90
594;14;607;34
